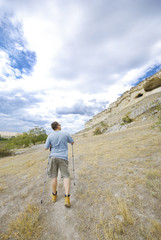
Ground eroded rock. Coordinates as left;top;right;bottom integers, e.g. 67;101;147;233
144;77;161;91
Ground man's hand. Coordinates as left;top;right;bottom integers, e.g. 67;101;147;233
71;142;74;145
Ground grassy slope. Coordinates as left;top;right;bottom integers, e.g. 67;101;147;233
73;121;161;240
0;121;161;240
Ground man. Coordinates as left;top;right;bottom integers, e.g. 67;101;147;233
45;121;74;208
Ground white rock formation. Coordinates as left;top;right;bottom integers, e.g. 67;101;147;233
85;70;161;129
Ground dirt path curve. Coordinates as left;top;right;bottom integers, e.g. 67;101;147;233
39;155;81;240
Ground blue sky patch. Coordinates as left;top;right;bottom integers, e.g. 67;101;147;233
0;15;36;77
134;64;161;86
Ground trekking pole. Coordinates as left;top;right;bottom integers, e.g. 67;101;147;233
72;145;76;186
40;157;49;204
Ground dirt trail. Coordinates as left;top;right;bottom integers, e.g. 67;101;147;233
39;155;81;240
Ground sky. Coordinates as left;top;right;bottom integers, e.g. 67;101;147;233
0;0;161;134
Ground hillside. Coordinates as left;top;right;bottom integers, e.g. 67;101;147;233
0;71;161;240
85;70;161;131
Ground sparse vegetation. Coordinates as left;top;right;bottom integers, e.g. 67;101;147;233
122;114;133;124
93;122;109;135
0;204;41;240
100;121;108;128
100;121;109;133
146;168;161;199
155;103;161;111
93;127;102;135
73;123;161;240
156;116;161;131
0;148;12;157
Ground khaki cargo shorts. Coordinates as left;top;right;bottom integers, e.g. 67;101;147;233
47;157;70;178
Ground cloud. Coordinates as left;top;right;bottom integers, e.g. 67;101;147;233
0;89;45;132
0;0;161;133
50;0;161;93
0;89;42;113
56;99;108;116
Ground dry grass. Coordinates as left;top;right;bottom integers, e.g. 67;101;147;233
0;149;47;177
0;181;8;192
115;198;135;226
96;195;135;240
140;219;161;240
146;169;161;179
73;124;161;239
0;145;48;236
0;204;41;240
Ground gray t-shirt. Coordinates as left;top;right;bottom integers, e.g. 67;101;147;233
45;131;74;160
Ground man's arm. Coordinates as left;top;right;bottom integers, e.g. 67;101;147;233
67;133;74;144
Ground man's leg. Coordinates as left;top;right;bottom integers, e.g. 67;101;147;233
64;177;70;196
51;177;57;194
64;177;71;208
59;159;71;207
51;177;57;202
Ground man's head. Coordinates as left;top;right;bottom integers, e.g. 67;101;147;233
51;121;61;131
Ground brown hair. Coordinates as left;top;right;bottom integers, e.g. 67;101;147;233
51;121;60;130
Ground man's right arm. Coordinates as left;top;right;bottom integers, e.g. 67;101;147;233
67;133;74;145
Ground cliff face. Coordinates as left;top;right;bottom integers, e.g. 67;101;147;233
85;70;161;129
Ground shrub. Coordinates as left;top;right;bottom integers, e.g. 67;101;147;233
0;128;47;157
0;136;8;141
93;127;102;135
100;121;108;128
0;148;12;158
6;128;47;149
122;115;133;124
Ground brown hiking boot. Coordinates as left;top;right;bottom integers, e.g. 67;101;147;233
65;195;71;208
51;191;57;203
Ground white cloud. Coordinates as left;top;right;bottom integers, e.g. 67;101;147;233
0;0;161;133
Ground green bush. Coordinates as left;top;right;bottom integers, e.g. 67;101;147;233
8;128;47;149
0;136;8;141
122;115;133;124
0;127;47;157
100;121;108;128
93;127;102;135
30;133;47;145
0;148;12;157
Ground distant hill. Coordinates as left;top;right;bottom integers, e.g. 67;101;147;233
0;131;20;138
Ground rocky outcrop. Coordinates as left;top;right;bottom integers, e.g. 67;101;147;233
85;70;161;129
144;77;161;91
